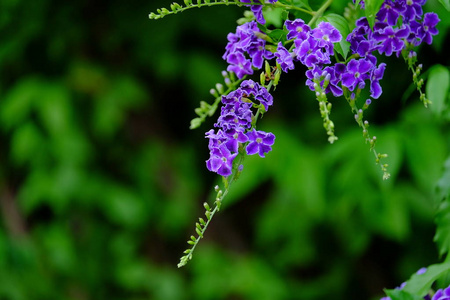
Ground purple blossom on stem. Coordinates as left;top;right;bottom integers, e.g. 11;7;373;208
341;58;374;91
206;144;237;177
275;42;295;73
226;52;253;78
418;12;440;44
403;0;425;22
206;80;275;176
369;63;386;99
285;19;310;41
223;21;272;79
373;24;409;56
312;21;342;46
245;128;275;157
376;0;405;26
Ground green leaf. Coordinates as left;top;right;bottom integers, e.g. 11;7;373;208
437;155;450;201
402;262;450;296
435;197;450;258
291;0;311;10
365;0;384;28
435;156;450;258
438;0;450;11
385;289;423;300
426;64;450;117
319;13;351;59
267;29;287;43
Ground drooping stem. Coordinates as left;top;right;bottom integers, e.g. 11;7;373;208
308;0;334;26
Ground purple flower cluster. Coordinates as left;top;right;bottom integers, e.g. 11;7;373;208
223;21;274;79
206;80;275;176
240;0;279;24
278;20;352;97
349;0;440;58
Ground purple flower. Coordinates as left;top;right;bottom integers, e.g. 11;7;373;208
370;62;386;99
323;64;345;97
341;58;374;91
226;52;253;78
275;42;295;73
293;22;340;69
294;36;331;67
432;285;450;300
223;21;272;79
245;129;275;157
285;19;310;41
206;144;237;177
376;0;405;26
403;0;425;22
373;24;409;56
240;79;273;111
418;12;440;44
223;127;249;153
312;21;342;45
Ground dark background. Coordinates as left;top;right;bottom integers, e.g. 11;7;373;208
0;0;449;299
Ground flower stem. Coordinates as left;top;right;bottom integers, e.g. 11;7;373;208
308;0;334;26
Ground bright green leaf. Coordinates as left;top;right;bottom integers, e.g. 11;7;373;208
426;64;450;117
385;289;423;300
402;262;450;296
365;0;384;28
438;0;450;11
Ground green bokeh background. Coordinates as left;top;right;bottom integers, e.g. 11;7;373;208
0;0;449;299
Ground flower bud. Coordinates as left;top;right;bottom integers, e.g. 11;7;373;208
216;83;224;94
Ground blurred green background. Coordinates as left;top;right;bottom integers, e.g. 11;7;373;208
0;0;449;299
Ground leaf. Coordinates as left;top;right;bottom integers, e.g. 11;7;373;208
291;0;311;10
385;289;423;300
437;155;450;201
435;156;450;257
319;13;351;59
365;0;384;28
267;29;287;43
435;197;450;258
438;0;450;11
426;64;450;117
401;262;450;296
0;77;42;130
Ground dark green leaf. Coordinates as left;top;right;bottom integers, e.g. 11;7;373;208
267;29;287;43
